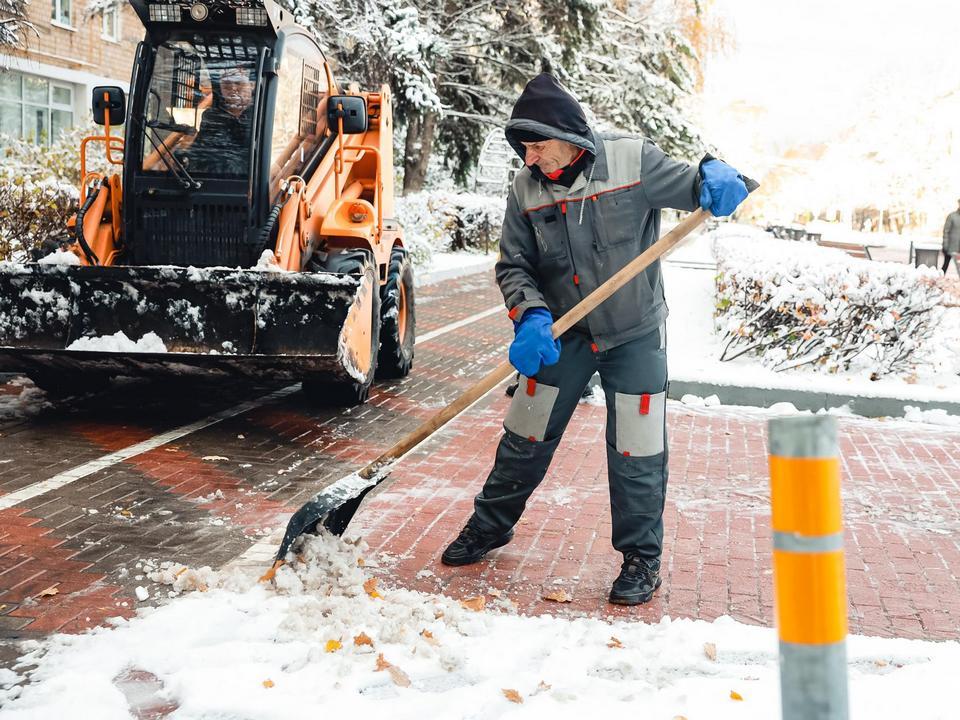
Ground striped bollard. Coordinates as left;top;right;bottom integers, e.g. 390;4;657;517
768;416;849;720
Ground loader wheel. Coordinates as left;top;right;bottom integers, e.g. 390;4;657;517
302;256;381;406
376;247;415;379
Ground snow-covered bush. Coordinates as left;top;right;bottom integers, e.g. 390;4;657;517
0;126;110;261
395;191;504;269
713;227;944;377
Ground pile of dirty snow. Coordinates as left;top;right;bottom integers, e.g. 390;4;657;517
1;533;958;719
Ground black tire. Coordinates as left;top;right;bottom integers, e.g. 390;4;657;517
376;247;415;379
302;253;381;406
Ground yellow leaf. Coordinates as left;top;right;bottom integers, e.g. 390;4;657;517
357;557;365;567
420;629;439;647
542;589;572;603
730;690;744;701
325;639;342;653
375;653;391;672
704;642;717;661
502;688;523;704
363;577;381;599
262;679;274;688
37;586;59;598
460;596;486;612
353;632;373;647
607;636;623;649
388;665;411;688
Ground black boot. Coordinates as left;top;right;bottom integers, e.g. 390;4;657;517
441;521;514;566
505;373;520;397
609;553;662;605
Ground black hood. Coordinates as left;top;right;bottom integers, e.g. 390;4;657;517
504;73;595;163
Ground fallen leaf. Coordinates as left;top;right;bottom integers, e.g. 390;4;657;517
363;577;381;599
704;642;717;661
434;609;445;619
874;659;888;667
119;509;133;517
420;629;439;646
542;589;572;603
37;586;59;598
201;455;229;461
375;653;391;671
502;688;523;704
460;596;486;612
607;636;624;649
353;632;373;647
325;639;342;653
357;557;365;567
730;690;744;701
537;681;552;691
262;679;274;689
388;665;411;688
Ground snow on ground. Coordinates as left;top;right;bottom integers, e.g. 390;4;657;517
664;224;960;409
1;533;958;720
0;377;50;422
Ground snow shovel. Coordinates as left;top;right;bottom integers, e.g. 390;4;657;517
265;205;718;579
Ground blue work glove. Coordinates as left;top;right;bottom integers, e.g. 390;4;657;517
508;307;561;378
699;159;749;217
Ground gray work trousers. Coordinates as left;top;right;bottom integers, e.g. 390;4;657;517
472;324;668;559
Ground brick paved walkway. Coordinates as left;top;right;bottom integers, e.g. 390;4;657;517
353;398;960;640
1;265;958;669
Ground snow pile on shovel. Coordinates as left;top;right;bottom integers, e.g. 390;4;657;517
2;532;958;719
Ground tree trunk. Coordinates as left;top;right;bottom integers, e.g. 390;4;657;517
402;111;438;195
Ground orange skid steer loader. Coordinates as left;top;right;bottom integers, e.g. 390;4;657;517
0;0;415;404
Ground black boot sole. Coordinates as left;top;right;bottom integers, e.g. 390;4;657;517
440;530;514;566
608;576;663;606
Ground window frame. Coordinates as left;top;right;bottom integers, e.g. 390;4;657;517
50;0;72;28
0;72;75;146
101;5;120;42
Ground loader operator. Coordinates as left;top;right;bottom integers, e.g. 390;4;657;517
185;65;255;175
441;73;749;605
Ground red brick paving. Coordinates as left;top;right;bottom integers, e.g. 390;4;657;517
354;399;960;641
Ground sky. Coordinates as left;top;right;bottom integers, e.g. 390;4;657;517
700;0;960;156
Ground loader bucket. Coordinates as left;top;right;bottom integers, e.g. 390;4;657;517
0;262;374;383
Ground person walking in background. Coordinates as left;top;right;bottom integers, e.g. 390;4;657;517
943;199;960;274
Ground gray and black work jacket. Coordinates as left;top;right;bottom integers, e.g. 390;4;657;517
496;129;700;351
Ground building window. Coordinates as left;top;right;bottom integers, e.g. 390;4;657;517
102;6;120;41
0;71;75;145
51;0;72;26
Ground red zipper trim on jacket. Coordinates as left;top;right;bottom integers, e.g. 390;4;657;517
639;393;651;415
526;378;537;396
521;180;644;215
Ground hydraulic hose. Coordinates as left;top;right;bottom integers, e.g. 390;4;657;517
75;184;101;266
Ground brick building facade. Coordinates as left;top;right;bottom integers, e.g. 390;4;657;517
1;0;141;144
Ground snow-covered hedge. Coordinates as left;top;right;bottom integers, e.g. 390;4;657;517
395;191;503;268
0;128;106;261
713;227;944;377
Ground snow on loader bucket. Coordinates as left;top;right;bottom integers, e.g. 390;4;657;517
0;261;378;391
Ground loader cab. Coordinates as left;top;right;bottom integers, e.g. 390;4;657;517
123;1;334;268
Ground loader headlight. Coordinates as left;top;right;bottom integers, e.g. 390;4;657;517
189;2;209;21
148;3;181;22
236;6;268;26
348;202;370;223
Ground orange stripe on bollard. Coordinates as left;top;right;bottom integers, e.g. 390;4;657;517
774;550;847;644
769;456;842;535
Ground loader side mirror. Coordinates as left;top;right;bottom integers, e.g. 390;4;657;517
92;86;126;126
327;95;367;135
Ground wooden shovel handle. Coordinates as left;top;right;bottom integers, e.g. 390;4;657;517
359;207;711;479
